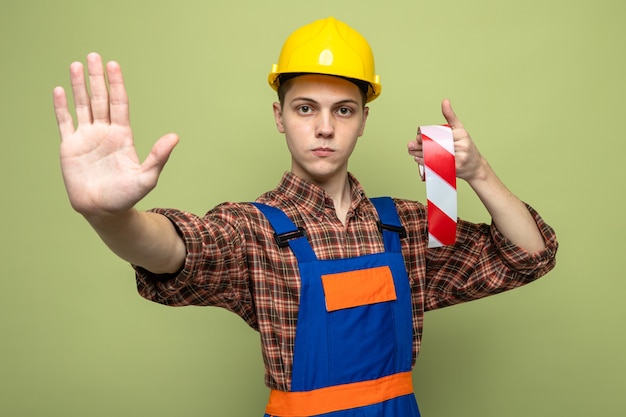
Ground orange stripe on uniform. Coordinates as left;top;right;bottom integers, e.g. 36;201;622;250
321;265;396;312
265;371;413;417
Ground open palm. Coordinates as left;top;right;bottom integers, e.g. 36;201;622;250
53;53;178;217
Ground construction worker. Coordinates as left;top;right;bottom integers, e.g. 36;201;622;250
53;16;557;417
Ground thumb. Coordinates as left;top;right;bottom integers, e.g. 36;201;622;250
441;99;464;130
142;133;179;177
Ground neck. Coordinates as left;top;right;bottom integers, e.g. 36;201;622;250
291;170;353;225
318;175;352;226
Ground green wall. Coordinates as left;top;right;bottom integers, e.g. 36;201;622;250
1;0;624;415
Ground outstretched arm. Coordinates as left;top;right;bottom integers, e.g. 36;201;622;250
408;99;546;253
54;53;185;273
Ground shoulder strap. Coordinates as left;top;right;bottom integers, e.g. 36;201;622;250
253;198;404;259
251;203;317;262
370;197;405;253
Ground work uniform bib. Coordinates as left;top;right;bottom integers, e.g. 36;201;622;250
253;197;420;417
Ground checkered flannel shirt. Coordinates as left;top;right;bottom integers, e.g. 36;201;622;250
134;172;558;391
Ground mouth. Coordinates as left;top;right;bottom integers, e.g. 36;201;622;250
312;147;335;157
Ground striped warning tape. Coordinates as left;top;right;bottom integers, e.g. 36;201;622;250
418;125;457;247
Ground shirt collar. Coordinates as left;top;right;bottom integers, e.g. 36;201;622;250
276;172;368;218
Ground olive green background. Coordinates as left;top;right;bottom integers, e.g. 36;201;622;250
1;0;623;416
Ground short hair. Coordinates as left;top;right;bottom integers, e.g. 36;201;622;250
277;73;369;107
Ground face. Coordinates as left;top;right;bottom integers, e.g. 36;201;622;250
273;74;369;187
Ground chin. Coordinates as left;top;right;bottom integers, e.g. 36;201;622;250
293;160;346;182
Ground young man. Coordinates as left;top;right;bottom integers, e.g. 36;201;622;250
53;16;557;417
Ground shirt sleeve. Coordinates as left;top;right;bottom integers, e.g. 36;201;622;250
132;205;258;329
423;204;558;311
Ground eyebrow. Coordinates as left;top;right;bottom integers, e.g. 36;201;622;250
289;97;361;106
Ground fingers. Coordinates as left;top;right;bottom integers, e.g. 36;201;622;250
142;133;180;177
440;99;472;148
69;60;92;125
437;100;485;181
64;53;130;127
106;61;130;127
53;86;75;140
407;136;422;153
86;53;110;123
407;131;424;165
441;99;464;130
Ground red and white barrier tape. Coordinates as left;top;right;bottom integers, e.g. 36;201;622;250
418;125;457;247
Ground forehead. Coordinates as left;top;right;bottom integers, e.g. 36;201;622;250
284;74;363;102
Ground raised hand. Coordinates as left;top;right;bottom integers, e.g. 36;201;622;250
408;100;546;252
53;53;179;218
407;99;485;182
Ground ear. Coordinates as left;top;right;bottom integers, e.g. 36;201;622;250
273;102;285;133
358;106;370;137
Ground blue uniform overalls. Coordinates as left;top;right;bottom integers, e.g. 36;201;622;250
253;197;420;417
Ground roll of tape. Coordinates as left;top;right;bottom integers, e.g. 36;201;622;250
418;125;457;247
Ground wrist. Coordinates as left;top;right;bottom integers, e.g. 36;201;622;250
465;156;492;185
82;207;139;231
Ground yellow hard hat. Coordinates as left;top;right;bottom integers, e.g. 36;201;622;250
268;17;382;103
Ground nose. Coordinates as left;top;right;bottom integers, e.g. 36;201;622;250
315;110;334;139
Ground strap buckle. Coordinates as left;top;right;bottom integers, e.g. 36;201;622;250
274;227;306;248
377;221;407;239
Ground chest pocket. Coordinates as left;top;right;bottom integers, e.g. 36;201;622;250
322;265;397;312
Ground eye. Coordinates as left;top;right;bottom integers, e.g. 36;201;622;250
337;107;353;116
297;105;312;114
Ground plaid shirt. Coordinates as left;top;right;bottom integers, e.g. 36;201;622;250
135;172;558;391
